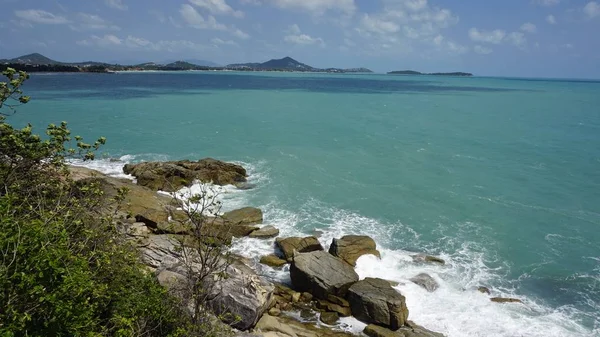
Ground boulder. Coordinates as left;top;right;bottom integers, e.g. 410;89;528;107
123;158;247;192
329;235;381;266
207;261;275;330
260;254;288;268
315;299;352;317
490;297;523;304
346;278;409;330
290;251;359;300
409;273;439;292
223;207;263;226
250;225;280;239
276;237;324;261
363;322;445;337
411;254;445;266
320;312;339;325
254;314;354;337
477;286;491;295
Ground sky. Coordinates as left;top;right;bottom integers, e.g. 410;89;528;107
0;0;599;78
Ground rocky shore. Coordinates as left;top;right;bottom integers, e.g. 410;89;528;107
70;158;524;337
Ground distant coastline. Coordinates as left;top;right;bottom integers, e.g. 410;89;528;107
1;53;373;75
388;70;473;77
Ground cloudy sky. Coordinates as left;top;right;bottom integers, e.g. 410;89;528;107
1;0;599;78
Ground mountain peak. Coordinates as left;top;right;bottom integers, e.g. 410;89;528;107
7;53;61;65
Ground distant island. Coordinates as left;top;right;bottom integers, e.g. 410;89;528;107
0;53;373;74
388;70;473;77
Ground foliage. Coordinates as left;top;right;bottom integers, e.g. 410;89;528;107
0;68;190;337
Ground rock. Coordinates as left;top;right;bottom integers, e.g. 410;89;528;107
292;292;302;303
363;322;445;337
327;294;350;307
260;254;288;268
223;207;263;226
128;222;151;237
276;237;324;261
409;273;439;292
329;235;381;266
320;312;339;325
301;292;313;302
269;307;282;316
249;225;280;239
255;315;298;337
316;299;352;317
411;254;445;266
290;250;358;300
490;297;523;304
254;314;354;337
123;158;247;192
208;261;275;330
346;278;409;330
156;270;187;290
477;286;491;295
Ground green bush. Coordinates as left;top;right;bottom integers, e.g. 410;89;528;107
0;68;190;337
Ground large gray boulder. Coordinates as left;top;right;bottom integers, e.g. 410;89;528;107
329;235;381;266
208;261;275;330
249;225;280;239
346;278;409;330
409;273;439;292
123;158;247;192
276;236;324;261
290;251;358;299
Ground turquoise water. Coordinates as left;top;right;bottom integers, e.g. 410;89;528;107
11;72;600;336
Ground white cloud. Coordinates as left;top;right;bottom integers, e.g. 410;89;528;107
532;0;560;5
105;0;128;11
474;45;492;54
546;14;557;24
72;13;120;31
283;24;325;46
180;4;227;30
359;14;400;35
584;1;600;18
14;9;69;24
269;0;356;16
432;34;443;46
446;41;467;54
506;32;526;47
520;22;537;33
78;34;210;52
189;0;244;18
468;28;506;44
232;28;250;39
211;37;239;46
180;4;249;38
77;34;122;47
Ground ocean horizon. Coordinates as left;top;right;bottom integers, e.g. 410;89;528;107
10;71;600;337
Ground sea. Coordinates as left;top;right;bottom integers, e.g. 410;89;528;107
8;71;600;337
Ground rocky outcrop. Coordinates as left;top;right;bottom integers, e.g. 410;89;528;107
329;235;381;266
276;237;324;261
346;278;409;330
207;260;275;330
409;273;439;292
411;254;445;266
319;312;339;325
223;207;263;226
363;322;444;337
254;314;354;337
477;286;491;295
123;158;247;192
250;225;280;239
290;251;358;299
260;254;287;268
315;298;351;317
490;297;523;304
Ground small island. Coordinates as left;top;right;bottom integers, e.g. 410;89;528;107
388;70;473;77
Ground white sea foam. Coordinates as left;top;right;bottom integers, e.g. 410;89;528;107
74;156;599;337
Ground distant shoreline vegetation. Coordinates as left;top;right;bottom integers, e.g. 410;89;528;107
387;70;473;77
0;53;374;74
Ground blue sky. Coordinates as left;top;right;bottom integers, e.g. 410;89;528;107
0;0;599;78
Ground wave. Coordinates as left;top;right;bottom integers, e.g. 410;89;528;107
74;156;599;337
